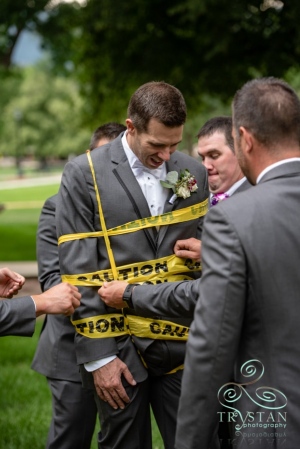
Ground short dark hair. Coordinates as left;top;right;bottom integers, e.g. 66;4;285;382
232;77;300;147
89;122;126;150
197;116;234;152
127;81;187;132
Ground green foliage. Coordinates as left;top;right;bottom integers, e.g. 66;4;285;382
0;0;49;67
40;0;300;123
0;63;91;161
3;0;300;133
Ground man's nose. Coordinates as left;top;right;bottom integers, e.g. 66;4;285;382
201;159;213;170
157;147;172;161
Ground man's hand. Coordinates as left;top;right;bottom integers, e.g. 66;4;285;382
174;237;202;261
98;281;129;309
32;283;81;316
0;267;25;299
92;357;136;409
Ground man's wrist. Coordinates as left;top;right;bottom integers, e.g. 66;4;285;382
84;355;117;372
122;284;138;308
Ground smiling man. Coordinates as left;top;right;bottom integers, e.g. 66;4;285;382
98;116;251;449
56;81;208;449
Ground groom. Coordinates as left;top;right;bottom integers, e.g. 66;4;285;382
99;115;251;315
56;81;208;449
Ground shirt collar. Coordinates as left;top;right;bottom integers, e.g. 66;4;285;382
256;158;300;184
209;176;247;200
122;132;139;170
226;177;247;196
121;132;166;180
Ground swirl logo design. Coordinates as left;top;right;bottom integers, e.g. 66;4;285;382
217;359;287;431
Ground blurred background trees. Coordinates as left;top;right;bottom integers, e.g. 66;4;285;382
1;0;300;167
0;63;90;168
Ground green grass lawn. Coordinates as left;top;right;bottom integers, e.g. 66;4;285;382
0;184;60;261
0;321;164;449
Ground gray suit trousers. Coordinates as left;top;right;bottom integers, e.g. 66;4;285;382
46;378;98;449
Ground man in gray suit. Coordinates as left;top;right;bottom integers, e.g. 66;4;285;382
99;115;251;449
175;115;251;262
0;267;80;337
56;81;209;449
99;115;251;314
31;123;126;449
173;77;300;449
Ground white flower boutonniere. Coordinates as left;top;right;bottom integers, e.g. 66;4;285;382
160;169;198;204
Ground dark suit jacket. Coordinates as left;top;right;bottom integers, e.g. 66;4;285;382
56;135;208;382
175;162;300;449
31;195;81;381
0;296;36;337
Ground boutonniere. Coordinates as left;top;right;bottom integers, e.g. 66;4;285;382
160;169;198;204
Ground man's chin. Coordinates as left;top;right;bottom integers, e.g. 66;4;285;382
208;184;220;192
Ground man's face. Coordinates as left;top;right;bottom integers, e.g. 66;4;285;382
198;131;243;193
126;118;183;169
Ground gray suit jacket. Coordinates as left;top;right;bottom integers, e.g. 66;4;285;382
31;195;81;382
0;296;36;337
175;162;300;449
131;179;252;317
56;135;208;382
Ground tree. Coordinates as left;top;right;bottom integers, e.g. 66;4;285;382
4;1;300;153
0;62;91;166
4;1;300;112
0;0;50;68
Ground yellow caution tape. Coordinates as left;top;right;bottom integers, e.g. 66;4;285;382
61;254;201;286
58;199;208;245
72;313;189;341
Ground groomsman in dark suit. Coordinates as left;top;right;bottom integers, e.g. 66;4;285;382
99;115;251;449
175;115;251;262
0;267;80;337
174;77;300;448
99;115;251;314
31;123;126;449
56;81;209;449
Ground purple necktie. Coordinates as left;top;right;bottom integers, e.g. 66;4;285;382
210;192;230;206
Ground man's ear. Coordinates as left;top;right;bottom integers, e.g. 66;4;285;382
126;118;135;135
239;126;254;155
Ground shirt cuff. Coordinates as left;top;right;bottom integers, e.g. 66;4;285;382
84;355;117;372
30;296;37;311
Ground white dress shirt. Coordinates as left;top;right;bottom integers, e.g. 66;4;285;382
122;132;168;216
